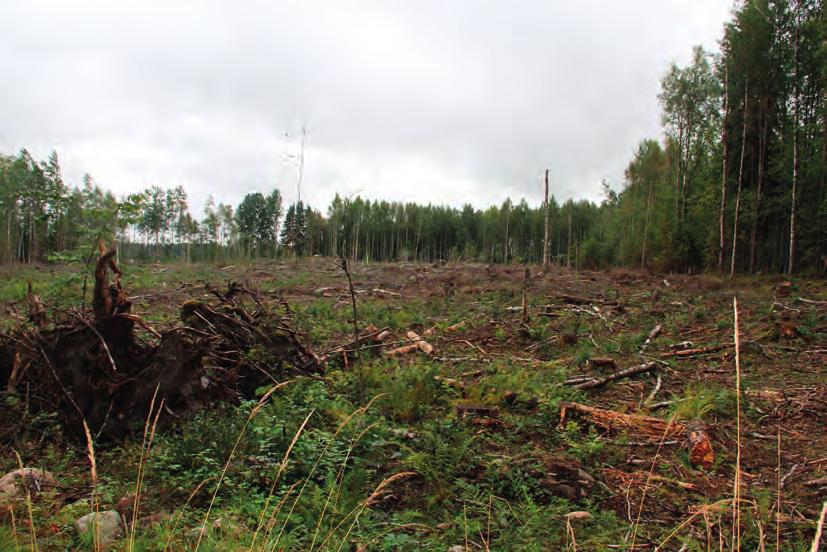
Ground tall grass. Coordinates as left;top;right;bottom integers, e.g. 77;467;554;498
12;451;37;552
194;380;295;551
732;297;742;550
128;385;163;551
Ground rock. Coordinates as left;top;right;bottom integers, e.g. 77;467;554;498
74;510;123;548
564;511;593;521
448;546;466;552
0;468;58;506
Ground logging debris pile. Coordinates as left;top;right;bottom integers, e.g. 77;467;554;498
0;243;321;440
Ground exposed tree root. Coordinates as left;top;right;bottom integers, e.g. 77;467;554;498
0;244;321;440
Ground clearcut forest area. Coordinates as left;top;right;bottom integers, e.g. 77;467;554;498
2;0;827;550
0;257;824;550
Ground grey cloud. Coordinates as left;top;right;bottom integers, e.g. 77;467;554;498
0;0;733;213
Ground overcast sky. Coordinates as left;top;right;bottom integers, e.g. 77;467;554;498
0;0;734;214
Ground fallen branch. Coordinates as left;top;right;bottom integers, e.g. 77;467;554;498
645;373;663;404
556;293;616;306
568;362;658;390
639;323;662;352
660;344;730;358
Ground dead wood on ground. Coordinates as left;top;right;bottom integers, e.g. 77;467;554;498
559;401;714;468
566;361;658;390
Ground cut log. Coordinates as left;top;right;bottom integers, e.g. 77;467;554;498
406;331;434;355
445;320;467;332
318;325;390;364
588;357;617;370
384;330;434;357
559;401;684;439
560;402;714;469
684;420;715;469
384;343;421;357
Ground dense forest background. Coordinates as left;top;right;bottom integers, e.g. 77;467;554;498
1;0;824;273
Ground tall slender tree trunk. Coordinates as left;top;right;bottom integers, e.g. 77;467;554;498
641;179;654;268
730;76;749;278
819;115;827;270
674;122;684;219
566;212;572;268
504;206;510;264
788;14;800;275
719;62;730;273
681;114;693;222
543;169;550;268
749;100;768;273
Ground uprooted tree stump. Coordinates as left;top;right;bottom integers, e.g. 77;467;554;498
0;242;321;440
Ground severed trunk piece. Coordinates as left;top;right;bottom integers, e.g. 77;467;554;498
684;420;715;469
26;283;47;329
559;401;714;468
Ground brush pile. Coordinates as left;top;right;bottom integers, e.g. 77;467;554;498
0;243;321;440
